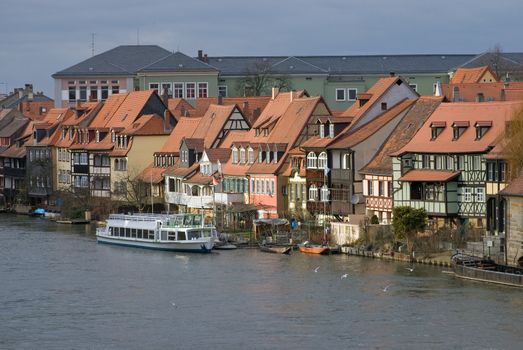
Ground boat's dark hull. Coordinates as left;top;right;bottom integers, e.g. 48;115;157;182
259;245;292;254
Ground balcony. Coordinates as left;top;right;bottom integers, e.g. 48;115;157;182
91;167;111;175
365;196;393;211
214;192;245;205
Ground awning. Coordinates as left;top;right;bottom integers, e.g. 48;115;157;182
399;170;460;182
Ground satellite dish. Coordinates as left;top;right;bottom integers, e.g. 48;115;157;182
351;194;360;205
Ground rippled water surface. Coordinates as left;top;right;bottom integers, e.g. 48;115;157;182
0;215;522;349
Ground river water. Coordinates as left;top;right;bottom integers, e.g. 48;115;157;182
0;215;521;350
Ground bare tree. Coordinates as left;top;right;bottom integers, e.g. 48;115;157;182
504;104;523;179
237;61;293;96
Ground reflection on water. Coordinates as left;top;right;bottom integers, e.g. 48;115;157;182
0;214;521;350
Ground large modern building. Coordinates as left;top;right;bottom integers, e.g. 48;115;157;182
53;45;523;110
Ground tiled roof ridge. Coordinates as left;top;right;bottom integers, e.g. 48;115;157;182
208;53;475;59
139;51;219;71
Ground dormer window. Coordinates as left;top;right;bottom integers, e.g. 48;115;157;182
266;150;271;164
475;121;492;140
430;122;446;140
307;152;317;169
258;148;263;163
263;128;269;136
95;131;100;143
273;150;278;163
381;102;387;111
255;128;260;136
239;147;246;164
329;123;334;138
232;147;238;164
62;129;66;140
248;148;254;164
319;124;325;138
452;121;469;140
111;131;115;143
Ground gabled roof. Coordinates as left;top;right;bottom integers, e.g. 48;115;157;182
168;98;196;119
393;101;523;155
204;148;231;163
136;164;165;184
139;51;218;72
191;104;238;148
89;90;156;129
183;138;204;152
121;114;169;136
360;97;442;175
187;96;271;124
159;117;202;154
450;66;498;84
341;76;408;123
329;99;416;149
441;81;523;102
53;45;172;77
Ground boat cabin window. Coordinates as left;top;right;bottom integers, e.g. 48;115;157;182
131;229;137;238
109;227;113;235
174;216;184;226
184;215;194;226
178;231;186;240
188;230;201;240
193;215;202;226
161;230;168;240
125;228;131;237
167;231;177;241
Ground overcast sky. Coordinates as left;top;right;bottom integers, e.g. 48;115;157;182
1;0;523;97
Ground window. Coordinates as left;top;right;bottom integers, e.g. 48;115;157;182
446;156;454;170
309;185;318;201
368;180;374;196
458;155;465;170
476;93;485;102
476;188;485;202
463;187;473;202
271;180;275;195
101;86;109;100
329;123;334;138
181;150;188;163
336;89;346;101
453;86;460;101
186;83;196;99
89;86;98;101
499;162;506;182
68;80;75;85
173;83;184;98
409;84;418;92
111;86;119;94
198;83;208;98
251;179;255;193
410;182;422;200
422;155;431;169
161;83;172;97
111;80;119;84
321;185;329;202
232;148;238;164
487;162;495;181
475;124;491;140
379;181;385;196
68;87;76;101
381;102;387;110
319;124;325;138
239;148;246;164
472;155;481;170
114;158;127;171
317;152;327;169
258;148;263;163
435;156;443;170
307;152;317;169
248;148;254;164
347;88;357;101
218;85;227;97
79;87;87;101
342;153;352;169
265;150;270;164
149;83;159;93
256;180;260;194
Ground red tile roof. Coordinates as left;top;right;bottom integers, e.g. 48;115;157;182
159;117;202;154
393;101;523;155
204;148;231;163
185;171;213;185
121;114;169;136
500;170;523;197
136;164;165;184
441;81;523;102
399;170;461;182
450;66;498;84
360;97;442;175
329;99;416;149
340;77;405;124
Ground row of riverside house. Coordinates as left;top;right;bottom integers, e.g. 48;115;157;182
2;50;523;265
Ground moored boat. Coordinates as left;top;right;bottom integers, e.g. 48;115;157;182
298;242;330;255
259;244;292;254
451;254;523;288
96;213;215;253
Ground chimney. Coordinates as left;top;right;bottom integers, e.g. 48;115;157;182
217;95;223;105
198;50;203;60
203;54;208;63
161;87;169;106
163;109;171;130
290;90;294;102
272;87;280;100
389;72;395;77
243;101;249;110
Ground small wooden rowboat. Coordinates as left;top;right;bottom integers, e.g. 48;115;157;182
259;244;292;254
298;244;330;255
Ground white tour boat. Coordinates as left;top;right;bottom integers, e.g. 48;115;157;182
96;213;216;253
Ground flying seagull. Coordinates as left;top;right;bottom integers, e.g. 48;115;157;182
382;284;392;292
405;267;414;272
341;273;348;279
314;266;320;273
171;302;177;308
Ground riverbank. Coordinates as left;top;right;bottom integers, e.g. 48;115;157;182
342;246;453;268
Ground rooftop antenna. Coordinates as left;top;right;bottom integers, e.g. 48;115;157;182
91;33;96;57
